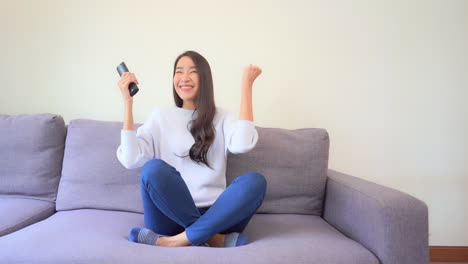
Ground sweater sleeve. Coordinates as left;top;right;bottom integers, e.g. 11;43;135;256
223;109;259;154
116;111;159;169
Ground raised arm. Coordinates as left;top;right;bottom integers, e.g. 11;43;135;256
116;71;156;169
240;64;262;121
117;71;139;131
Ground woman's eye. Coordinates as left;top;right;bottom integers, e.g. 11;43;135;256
191;71;198;73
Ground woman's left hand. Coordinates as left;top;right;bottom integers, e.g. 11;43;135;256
242;64;262;86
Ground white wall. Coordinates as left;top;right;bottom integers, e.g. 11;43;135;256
1;0;467;246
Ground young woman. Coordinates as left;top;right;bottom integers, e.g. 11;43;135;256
116;51;267;248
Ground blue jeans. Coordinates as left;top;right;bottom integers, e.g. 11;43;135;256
139;158;267;246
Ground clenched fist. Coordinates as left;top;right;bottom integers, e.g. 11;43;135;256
117;72;139;103
242;64;262;86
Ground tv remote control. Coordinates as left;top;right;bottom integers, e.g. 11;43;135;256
116;62;139;97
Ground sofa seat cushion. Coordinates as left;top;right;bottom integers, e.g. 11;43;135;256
0;197;55;236
0;209;378;264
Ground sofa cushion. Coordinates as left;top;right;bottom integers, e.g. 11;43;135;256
0;209;378;264
0;196;56;236
227;128;329;215
0;113;66;202
56;119;143;213
57;119;329;215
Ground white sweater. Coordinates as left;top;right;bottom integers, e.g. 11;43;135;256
116;105;259;208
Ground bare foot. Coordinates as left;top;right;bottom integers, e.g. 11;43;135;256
155;232;192;247
155;236;177;247
207;234;226;247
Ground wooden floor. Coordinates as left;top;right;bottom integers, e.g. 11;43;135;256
431;262;468;264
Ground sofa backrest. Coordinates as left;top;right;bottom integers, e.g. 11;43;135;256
0;113;66;202
56;119;329;215
227;128;329;215
56;119;143;213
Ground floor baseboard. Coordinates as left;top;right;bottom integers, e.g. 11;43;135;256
430;246;468;262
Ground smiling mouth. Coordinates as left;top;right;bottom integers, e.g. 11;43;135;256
180;85;193;91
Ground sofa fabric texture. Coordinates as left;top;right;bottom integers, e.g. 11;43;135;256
0;113;65;236
57;119;330;216
227;127;329;215
56;119;143;213
0;209;379;264
323;169;429;264
0;114;429;264
0;113;66;201
0;197;56;237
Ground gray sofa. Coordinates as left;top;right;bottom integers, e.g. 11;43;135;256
0;113;429;264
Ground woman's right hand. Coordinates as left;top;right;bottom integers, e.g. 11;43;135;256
117;72;139;103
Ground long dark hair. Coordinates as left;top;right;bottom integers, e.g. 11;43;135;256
173;50;216;169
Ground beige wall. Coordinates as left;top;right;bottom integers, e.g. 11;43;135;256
1;0;467;246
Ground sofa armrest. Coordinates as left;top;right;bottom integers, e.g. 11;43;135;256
322;169;429;264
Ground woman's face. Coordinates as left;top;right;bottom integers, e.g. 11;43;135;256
174;56;199;108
